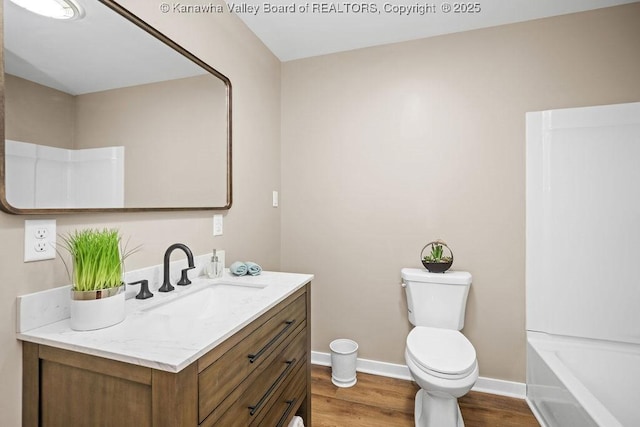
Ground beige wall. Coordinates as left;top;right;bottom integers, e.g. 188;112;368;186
281;3;640;382
4;74;75;148
75;75;228;207
0;1;281;425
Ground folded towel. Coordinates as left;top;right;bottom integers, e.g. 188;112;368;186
230;261;248;276
244;261;262;276
287;416;304;427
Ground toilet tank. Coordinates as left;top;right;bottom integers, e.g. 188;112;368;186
401;268;472;330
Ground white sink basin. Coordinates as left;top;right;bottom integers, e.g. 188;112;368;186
145;282;267;318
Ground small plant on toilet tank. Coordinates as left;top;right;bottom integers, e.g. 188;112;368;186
421;240;453;273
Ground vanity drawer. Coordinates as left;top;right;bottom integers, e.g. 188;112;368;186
198;293;306;423
250;361;306;427
206;329;306;427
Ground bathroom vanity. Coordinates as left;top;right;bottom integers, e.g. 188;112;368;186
18;272;312;427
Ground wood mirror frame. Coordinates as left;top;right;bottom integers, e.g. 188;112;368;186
0;0;232;214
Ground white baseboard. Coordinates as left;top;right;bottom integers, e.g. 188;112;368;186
473;375;526;399
311;350;413;381
311;351;526;399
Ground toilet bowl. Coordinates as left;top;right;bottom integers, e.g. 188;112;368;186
401;268;478;427
405;326;478;427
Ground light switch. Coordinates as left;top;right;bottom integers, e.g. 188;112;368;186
213;214;223;236
272;191;279;207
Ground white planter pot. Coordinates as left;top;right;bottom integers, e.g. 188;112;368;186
70;285;125;331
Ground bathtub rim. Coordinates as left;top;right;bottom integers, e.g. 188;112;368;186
526;331;624;427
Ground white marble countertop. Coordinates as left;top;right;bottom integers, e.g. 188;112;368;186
17;271;312;372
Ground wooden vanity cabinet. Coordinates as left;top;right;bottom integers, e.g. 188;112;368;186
22;284;311;427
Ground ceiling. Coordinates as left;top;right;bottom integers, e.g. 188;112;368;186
4;0;205;94
4;0;637;93
228;0;639;61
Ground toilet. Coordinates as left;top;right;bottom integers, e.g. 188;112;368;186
401;268;478;427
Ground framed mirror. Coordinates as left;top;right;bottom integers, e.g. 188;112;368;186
0;0;232;214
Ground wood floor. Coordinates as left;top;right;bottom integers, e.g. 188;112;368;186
311;365;539;427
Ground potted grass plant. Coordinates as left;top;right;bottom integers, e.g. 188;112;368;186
421;240;453;273
59;228;139;331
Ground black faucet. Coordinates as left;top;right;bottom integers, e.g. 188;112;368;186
158;243;195;292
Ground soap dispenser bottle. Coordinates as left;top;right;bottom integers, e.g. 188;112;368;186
206;249;223;279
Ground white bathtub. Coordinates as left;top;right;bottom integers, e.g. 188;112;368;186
526;331;640;427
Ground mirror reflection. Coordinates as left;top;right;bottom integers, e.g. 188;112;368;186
2;0;231;212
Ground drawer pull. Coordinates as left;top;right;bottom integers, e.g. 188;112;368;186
276;398;298;427
248;320;295;363
248;358;297;416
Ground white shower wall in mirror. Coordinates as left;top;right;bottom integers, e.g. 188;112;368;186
526;101;640;344
5;140;124;209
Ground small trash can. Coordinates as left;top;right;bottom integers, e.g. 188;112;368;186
330;338;358;387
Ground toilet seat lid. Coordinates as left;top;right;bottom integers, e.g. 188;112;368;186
406;327;476;376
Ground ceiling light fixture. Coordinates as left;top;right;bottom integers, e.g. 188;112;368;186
9;0;85;20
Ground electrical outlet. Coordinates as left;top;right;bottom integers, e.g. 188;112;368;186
24;219;56;262
35;227;48;239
